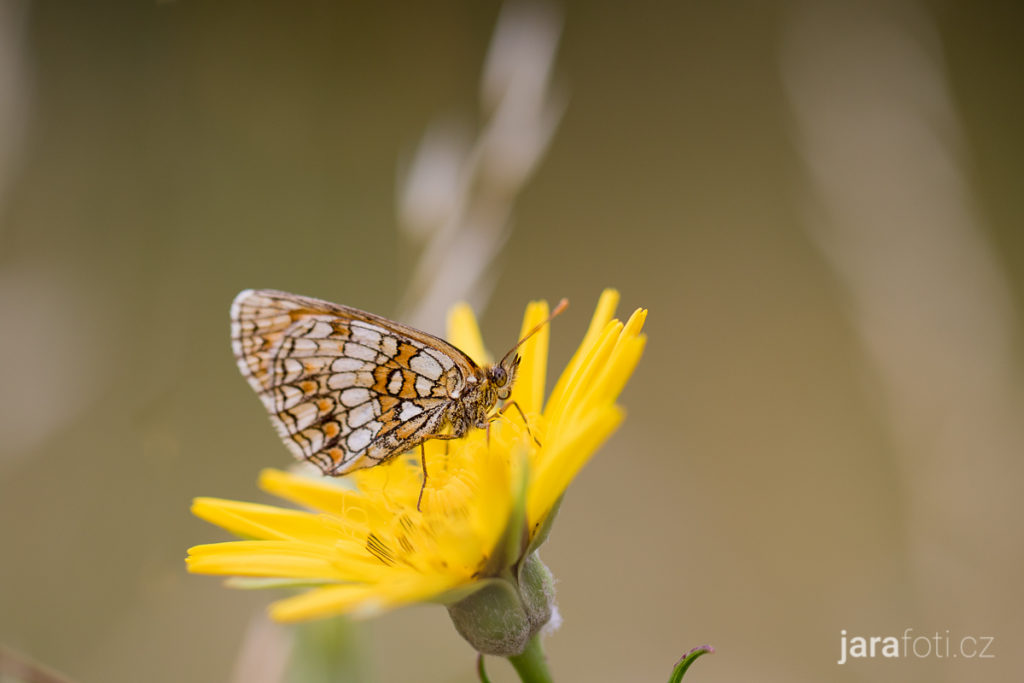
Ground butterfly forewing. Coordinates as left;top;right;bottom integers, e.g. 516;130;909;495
231;289;483;474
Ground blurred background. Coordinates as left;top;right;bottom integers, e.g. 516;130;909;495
1;1;1021;682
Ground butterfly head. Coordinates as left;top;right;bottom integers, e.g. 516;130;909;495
488;354;521;401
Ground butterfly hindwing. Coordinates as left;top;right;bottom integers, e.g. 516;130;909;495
231;289;480;474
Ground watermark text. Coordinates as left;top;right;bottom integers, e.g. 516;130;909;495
837;629;994;665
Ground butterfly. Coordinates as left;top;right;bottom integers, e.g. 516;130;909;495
231;289;566;503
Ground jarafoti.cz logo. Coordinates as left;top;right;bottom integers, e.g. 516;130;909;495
837;629;994;665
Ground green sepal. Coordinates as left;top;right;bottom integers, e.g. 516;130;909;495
516;553;555;633
432;576;508;607
525;494;563;556
447;578;532;656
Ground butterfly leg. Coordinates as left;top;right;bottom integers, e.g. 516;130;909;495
417;444;429;511
417;434;462;511
499;400;541;447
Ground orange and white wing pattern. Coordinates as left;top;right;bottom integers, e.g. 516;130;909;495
231;289;480;475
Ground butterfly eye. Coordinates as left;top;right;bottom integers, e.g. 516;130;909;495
491;367;508;387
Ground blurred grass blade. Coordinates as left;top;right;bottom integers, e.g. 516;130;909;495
666;644;713;683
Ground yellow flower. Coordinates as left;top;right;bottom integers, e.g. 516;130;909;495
187;289;646;639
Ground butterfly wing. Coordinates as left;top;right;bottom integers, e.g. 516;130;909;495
231;289;481;474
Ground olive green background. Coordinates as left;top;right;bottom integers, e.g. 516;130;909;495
1;2;1021;682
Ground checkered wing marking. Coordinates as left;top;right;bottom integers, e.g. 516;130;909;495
231;289;481;474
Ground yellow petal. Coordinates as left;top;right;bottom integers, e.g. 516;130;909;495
191;498;339;543
188;540;346;579
528;405;624;526
508;300;551;416
270;572;460;622
446;303;490;365
544;319;622;440
545;288;619;412
583;311;647;409
258;469;393;533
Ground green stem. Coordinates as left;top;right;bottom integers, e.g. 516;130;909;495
507;634;554;683
476;654;492;683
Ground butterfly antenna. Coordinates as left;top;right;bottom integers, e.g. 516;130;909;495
499;298;569;366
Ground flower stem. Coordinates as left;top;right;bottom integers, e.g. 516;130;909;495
476;654;492;683
507;635;554;683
